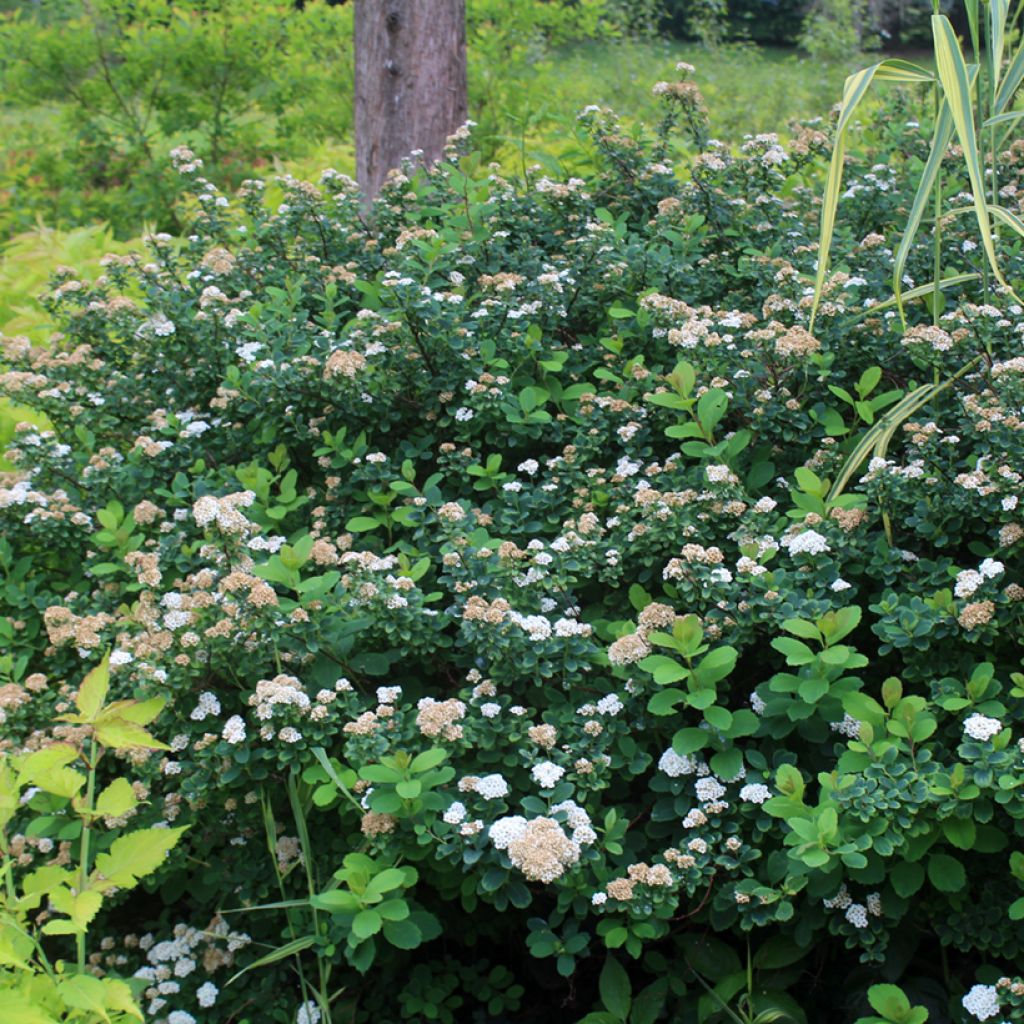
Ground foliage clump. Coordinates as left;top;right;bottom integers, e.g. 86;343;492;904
0;64;1023;1024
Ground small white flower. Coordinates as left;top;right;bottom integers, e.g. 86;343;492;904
739;783;771;805
962;984;1001;1021
475;774;510;800
963;713;1003;742
196;981;218;1007
531;762;566;789
443;802;467;825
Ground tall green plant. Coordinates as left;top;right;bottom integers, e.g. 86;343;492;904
0;653;185;1021
810;1;1024;328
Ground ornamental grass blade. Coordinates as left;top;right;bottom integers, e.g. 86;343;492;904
965;0;981;58
932;15;1009;294
828;388;933;502
993;42;1024;114
989;0;1008;96
860;273;979;324
227;935;317;985
893;96;956;324
811;59;932;329
987;202;1024;238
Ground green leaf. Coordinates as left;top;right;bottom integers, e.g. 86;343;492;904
227;935;318;985
810;57;933;326
94;778;139;819
890;861;925;897
351;909;382;940
932;15;1011;298
76;652;111;721
672;728;708;755
409;748;448;773
56;975;111;1021
95;718;169;751
694;646;738;685
382;918;423;949
709;749;742;782
867;984;911;1020
0;988;61;1023
630;980;667;1024
941;818;976;851
91;826;187;891
395;780;422;799
311;890;360;913
376;898;410;921
598;957;632;1021
771;637;815;666
346;516;380;532
647;689;687;716
782;618;821;641
364;868;408;899
927;853;966;893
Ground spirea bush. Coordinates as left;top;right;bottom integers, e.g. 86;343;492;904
1;66;1023;1024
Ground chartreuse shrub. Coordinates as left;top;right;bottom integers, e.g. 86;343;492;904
1;653;185;1020
0;62;1023;1024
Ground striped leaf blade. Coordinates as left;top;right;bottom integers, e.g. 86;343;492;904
989;0;1008;96
810;59;932;329
932;15;1007;294
893;95;956;324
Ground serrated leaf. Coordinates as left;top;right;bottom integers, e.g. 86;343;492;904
91;826;187;891
867;983;911;1020
95;718;169;751
0;989;61;1024
383;918;423;949
351;909;382;940
94;778;138;819
76;653;111;721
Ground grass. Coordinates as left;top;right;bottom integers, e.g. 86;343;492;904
529;39;849;138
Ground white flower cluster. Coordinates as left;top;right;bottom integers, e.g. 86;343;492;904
955;558;1005;597
738;783;771;805
963;713;1003;742
221;715;246;745
191;491;255;534
962;984;1001;1022
472;774;510;800
780;529;831;557
250;675;311;720
595;694;623;716
190;692;221;722
658;748;700;778
531;762;566;789
821;885;882;931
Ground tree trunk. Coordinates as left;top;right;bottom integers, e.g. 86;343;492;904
354;0;468;201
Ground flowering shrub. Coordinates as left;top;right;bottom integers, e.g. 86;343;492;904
0;64;1022;1024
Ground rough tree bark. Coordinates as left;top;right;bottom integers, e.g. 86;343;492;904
354;0;468;201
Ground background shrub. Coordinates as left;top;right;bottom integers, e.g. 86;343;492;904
1;65;1023;1023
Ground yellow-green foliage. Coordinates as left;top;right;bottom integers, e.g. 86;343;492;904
0;223;141;467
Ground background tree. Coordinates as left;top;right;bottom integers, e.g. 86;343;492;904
354;0;467;200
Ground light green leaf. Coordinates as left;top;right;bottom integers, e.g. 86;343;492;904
0;990;60;1024
94;778;138;819
351;909;382;940
91;826;187;891
76;652;111;721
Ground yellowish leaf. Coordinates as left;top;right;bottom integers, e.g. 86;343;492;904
75;652;111;722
